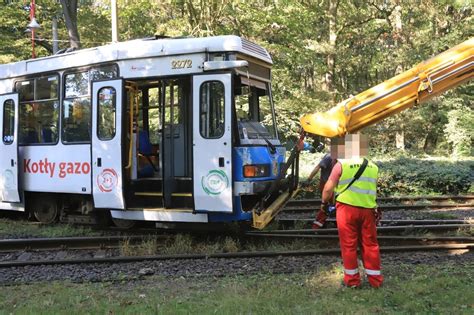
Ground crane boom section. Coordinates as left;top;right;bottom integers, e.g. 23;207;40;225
300;38;474;137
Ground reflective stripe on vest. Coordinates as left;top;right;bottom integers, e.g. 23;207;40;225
335;158;378;209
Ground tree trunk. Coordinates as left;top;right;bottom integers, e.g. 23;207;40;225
60;0;81;49
395;131;405;150
323;0;338;94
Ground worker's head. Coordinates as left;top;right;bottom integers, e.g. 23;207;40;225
330;137;345;159
331;133;368;159
345;133;368;158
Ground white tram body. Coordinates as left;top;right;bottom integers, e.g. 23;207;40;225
0;36;285;225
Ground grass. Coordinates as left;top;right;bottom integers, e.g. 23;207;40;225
0;260;472;314
119;234;242;256
0;217;100;238
120;236;159;256
118;233;328;257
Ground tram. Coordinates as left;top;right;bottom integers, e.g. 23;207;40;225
0;36;289;227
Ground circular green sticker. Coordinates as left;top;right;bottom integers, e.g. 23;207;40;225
201;170;229;195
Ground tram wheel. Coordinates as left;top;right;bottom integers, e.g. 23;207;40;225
32;197;59;224
111;217;136;229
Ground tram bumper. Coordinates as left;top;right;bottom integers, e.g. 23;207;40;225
234;181;273;195
251;131;305;230
252;189;297;229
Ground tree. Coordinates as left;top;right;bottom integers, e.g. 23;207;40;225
60;0;81;49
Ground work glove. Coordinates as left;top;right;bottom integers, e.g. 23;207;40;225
374;208;382;226
312;205;329;229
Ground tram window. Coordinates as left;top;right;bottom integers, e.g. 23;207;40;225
2;100;14;145
148;87;161;144
91;65;118;81
65;72;89;98
18;101;59;144
62;98;91;143
149;108;161;144
200;81;224;139
15;75;60;145
16;80;34;102
163;84;182;125
63;71;90;143
234;80;277;140
62;66;117;144
97;87;116;140
36;76;58;100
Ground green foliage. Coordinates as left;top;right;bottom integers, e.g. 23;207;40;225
298;154;473;197
0;0;472;156
444;95;474;157
376;157;474;196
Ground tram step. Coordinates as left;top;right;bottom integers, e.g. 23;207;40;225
134;192;192;197
131;178;192;193
127;193;193;209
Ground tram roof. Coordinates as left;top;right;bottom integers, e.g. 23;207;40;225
0;35;272;78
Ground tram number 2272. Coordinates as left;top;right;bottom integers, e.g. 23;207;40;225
171;59;192;69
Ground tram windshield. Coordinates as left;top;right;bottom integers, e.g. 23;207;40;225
234;77;277;142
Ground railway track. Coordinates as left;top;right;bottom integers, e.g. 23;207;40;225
283;195;474;213
3;222;468;253
1;197;472;270
244;233;474;242
282;202;474;213
0;242;472;268
276;218;473;226
0;235;170;253
285;195;474;208
1;218;472;269
247;224;474;235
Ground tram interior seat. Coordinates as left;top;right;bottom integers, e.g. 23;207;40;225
25;130;39;144
138;130;159;174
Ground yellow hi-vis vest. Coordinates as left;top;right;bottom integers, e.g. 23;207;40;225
335;158;378;209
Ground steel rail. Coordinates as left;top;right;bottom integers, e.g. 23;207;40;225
282;203;474;213
286;195;474;207
246;224;473;235
245;233;474;242
0;243;472;268
287;195;474;206
0;235;169;252
276;218;474;225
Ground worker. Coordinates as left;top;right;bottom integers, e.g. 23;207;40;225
305;142;337;229
321;134;383;288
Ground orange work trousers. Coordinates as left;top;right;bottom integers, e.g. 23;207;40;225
336;202;383;288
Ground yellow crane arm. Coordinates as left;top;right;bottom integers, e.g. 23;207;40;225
300;38;474;138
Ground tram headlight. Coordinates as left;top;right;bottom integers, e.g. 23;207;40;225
243;164;270;178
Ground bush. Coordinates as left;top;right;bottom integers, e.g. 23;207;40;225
297;156;473;198
376;157;473;196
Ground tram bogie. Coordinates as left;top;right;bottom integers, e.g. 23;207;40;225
0;36;286;226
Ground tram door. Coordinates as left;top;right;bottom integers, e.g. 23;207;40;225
0;93;20;203
91;79;125;209
192;74;233;213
